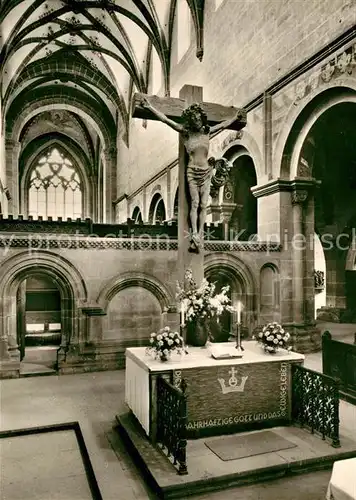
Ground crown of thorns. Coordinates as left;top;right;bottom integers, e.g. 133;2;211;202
181;103;208;127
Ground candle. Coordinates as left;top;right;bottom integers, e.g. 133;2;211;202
237;301;241;324
235;301;244;352
181;302;185;327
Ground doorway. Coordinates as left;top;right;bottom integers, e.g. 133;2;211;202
17;274;62;373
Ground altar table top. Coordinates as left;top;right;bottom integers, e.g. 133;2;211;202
126;341;304;372
326;458;356;500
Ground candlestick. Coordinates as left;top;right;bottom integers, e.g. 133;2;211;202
181;302;185;327
180;323;189;355
235;321;244;352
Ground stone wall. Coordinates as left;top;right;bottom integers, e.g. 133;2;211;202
0;239;285;377
119;0;355;196
103;287;162;343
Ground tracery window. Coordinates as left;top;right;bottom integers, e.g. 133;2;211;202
28;148;82;219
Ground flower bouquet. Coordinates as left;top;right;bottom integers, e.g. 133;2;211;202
176;269;232;323
254;322;291;353
146;326;185;361
176;269;233;346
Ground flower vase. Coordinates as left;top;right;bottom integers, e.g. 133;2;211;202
160;353;169;362
187;318;209;347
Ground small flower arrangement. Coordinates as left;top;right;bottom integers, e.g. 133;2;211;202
146;326;185;361
254;322;291;353
176;269;233;323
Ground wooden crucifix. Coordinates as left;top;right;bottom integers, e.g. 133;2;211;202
132;85;246;291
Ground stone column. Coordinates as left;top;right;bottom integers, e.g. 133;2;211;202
0;106;6;212
221;202;238;240
5;139;21;216
88;174;96;220
16;281;26;361
0;293;21;378
97;157;104;222
291;189;308;323
208;198;222;223
291;187;321;352
142;186;147;222
263;92;273;180
103;147;117;223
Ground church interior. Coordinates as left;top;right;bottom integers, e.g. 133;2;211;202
0;1;356;499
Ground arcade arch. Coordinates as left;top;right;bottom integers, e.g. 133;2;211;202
221;147;258;240
148;193;166;224
0;252;87;365
281;87;356;323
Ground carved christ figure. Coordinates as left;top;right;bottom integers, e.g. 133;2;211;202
141;98;241;251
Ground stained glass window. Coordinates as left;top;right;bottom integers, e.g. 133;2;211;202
28;148;82;219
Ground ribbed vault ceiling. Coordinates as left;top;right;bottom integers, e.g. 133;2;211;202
1;0;205;143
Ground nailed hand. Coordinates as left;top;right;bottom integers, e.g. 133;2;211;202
140;96;151;108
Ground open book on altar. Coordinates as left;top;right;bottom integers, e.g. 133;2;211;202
209;343;243;360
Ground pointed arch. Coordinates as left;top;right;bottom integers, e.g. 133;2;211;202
7;91;115;149
148;192;166;223
131;206;143;224
22;144;86;220
20;138;92;218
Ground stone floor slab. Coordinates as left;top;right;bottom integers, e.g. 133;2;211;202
1;473;92;500
0;429;78;457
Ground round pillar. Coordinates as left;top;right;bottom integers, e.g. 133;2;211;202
102;147;117;223
291;190;308;323
5;139;21;216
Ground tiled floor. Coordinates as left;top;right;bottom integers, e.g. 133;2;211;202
0;370;151;500
1;431;92;500
0;324;355;500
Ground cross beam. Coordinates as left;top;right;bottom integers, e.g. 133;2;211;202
132;93;247;132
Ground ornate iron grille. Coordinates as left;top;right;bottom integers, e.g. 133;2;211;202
156;376;188;475
322;330;356;404
292;364;340;447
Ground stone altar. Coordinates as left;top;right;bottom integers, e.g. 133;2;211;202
125;341;304;439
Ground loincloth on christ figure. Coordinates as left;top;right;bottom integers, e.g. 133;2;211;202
186;164;213;189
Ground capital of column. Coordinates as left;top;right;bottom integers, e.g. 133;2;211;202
5;138;21;152
220;202;238;221
292;190;308;205
103;146;117;163
208;202;221;213
252;178;320;199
